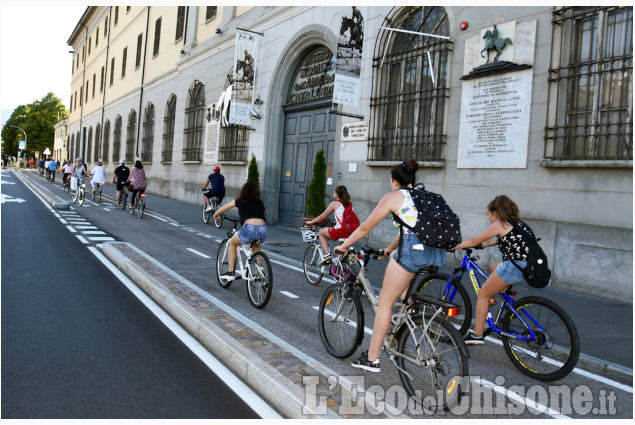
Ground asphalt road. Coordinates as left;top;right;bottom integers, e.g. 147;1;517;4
1;171;262;419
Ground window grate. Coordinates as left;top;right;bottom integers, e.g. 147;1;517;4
102;120;110;163
141;103;154;163
112;116;122;163
126;110;136;163
183;82;205;162
545;6;633;160
162;94;176;163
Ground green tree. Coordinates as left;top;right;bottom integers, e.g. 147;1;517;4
1;92;68;158
306;149;327;217
247;153;260;185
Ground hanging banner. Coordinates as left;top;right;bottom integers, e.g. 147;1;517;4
334;6;364;106
204;103;221;164
229;29;260;126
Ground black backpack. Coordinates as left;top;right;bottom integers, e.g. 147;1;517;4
507;220;552;288
392;185;462;253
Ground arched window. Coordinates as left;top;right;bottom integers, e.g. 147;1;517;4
162;94;176;163
126;109;136;162
76;131;81;160
102;120;110;163
141;102;155;163
69;134;75;161
369;6;450;162
95;123;101;162
112;115;122;163
87;127;93;163
183;81;205;162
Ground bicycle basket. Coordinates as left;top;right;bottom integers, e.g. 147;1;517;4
301;225;318;242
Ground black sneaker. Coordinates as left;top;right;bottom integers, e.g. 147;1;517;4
220;271;235;282
464;331;485;345
351;351;380;372
318;253;332;267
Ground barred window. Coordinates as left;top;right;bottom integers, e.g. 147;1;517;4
102;120;110;163
95;123;101;162
545;6;633;161
153;17;161;57
162;94;176;163
136;33;143;69
87;127;93;163
110;58;115;86
75;131;81;160
183;82;205;162
112;115;122;163
369;6;450;162
141;103;155;163
206;7;217;21
219;125;250;162
126;109;136;163
176;6;186;42
122;47;127;78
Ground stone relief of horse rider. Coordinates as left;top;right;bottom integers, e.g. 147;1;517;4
481;24;513;64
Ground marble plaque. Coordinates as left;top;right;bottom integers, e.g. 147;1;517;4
457;69;533;168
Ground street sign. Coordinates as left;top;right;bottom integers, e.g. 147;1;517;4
35;151;39;158
18;140;26;150
43;147;51;155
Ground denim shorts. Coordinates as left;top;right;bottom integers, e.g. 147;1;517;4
393;233;447;273
496;259;527;284
238;223;267;245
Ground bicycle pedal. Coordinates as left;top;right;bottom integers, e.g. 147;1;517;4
482;328;493;338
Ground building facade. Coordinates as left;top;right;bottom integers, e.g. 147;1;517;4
53;117;68;162
67;6;633;302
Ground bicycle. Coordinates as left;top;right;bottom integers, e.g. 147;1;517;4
129;190;146;218
318;245;469;412
71;176;86;206
301;222;350;286
202;192;223;228
92;182;103;202
414;247;580;382
119;182;130;210
63;175;71;192
215;216;273;309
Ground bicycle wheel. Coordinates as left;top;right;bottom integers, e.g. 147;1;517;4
78;187;85;206
213;211;223;228
72;189;78;203
246;252;273;309
129;196;136;215
138;200;145;218
92;186;97;201
318;283;364;359
97;187;102;202
216;239;233;288
415;273;472;336
203;203;211;223
396;314;469;413
303;244;325;285
501;296;580;382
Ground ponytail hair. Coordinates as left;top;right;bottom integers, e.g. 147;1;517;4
391;159;419;188
334;185;351;207
487;195;520;223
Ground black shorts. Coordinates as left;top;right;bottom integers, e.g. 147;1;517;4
116;181;129;191
204;190;224;203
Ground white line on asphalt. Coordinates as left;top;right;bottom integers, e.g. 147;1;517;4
170;222;180;227
59;219;68;224
280;291;299;299
144;212;167;222
472;377;572;419
87;246;281;419
76;235;89;244
186;248;211;259
66;225;77;233
87;237;115;242
75;225;98;230
312;305;373;335
103;208;110;211
81;230;107;235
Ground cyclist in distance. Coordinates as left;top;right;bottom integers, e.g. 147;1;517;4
202;166;225;212
112;159;130;207
48;157;58;181
90;161;106;193
128;160;147;208
450;195;534;345
335;159;447;372
213;181;266;282
72;157;89;183
306;185;357;266
38;159;45;174
62;160;73;186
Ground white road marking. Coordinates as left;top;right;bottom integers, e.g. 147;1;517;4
186;248;211;259
66;225;77;233
280;291;299;299
81;230;107;235
87;236;115;242
76;235;89;244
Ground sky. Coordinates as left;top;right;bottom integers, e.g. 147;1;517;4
0;4;86;128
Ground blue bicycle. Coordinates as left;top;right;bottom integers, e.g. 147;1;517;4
415;247;580;381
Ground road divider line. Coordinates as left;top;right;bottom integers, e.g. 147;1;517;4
76;235;89;244
87;246;281;419
66;225;77;233
280;291;299;299
186;248;211;259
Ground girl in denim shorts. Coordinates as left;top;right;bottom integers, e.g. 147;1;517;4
213;181;267;282
335;159;447;373
450;195;534;345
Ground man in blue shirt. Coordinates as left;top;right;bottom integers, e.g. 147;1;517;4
48;157;58;182
202;166;225;212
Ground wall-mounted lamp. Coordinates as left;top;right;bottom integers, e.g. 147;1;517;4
69;50;74;54
215;28;222;34
254;95;263;106
180;49;186;55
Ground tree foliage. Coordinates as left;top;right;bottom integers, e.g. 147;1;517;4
306;149;327;217
247;153;260;185
1;92;68;158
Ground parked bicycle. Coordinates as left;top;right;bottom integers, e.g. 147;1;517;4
216;216;273;309
202;192;223;227
92;183;103;202
301;222;352;285
129;191;146;218
415;247;580;381
70;176;86;206
318;245;469;412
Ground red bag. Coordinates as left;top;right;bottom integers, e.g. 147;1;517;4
337;203;360;233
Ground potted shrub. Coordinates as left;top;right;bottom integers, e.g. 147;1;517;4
247;153;260;185
304;149;329;226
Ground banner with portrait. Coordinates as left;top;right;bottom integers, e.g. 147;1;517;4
229;29;260;126
334;6;364;106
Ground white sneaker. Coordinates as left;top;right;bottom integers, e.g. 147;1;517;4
205;205;213;212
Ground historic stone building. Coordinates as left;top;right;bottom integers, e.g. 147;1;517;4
67;6;633;301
